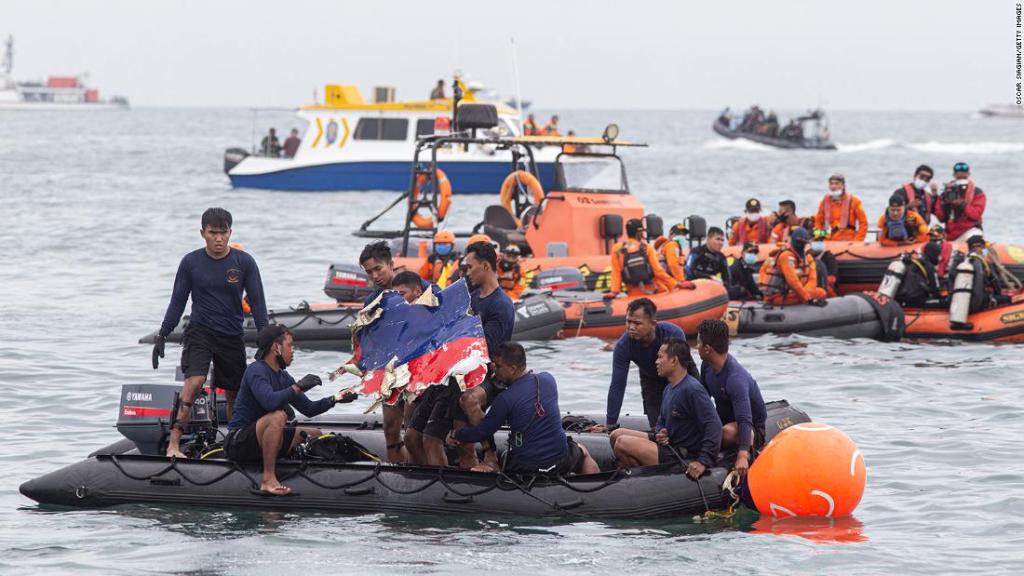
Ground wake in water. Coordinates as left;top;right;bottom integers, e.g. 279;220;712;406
708;137;1024;155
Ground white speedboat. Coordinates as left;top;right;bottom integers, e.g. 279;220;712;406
224;81;558;194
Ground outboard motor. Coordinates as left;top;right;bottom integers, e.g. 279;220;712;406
116;384;217;456
323;263;374;302
534;267;587;292
949;259;976;330
878;257;907;299
223;147;249;173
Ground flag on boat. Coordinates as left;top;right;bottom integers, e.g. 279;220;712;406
347;279;489;407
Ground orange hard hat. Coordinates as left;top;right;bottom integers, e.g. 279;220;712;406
433;229;456;244
467;233;492;247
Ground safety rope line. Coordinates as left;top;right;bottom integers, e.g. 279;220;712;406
108;455;258;489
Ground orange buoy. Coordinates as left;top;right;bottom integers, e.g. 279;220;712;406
748;422;866;518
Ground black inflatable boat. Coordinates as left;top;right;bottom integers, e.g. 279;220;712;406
20;384;809;519
725;293;906;341
140;293;566;351
712;117;836;150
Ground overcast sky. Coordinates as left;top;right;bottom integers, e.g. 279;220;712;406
5;0;1017;110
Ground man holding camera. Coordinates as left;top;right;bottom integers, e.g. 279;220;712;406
934;162;986;243
226;325;356;496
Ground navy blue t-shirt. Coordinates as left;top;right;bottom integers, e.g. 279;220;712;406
160;247;267;338
655;374;722;467
700;355;767;452
471;286;516;353
455;371;567;467
605;322;686;425
229;360;335;430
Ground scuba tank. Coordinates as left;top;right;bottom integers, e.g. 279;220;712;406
949;259;976;330
879;258;907;299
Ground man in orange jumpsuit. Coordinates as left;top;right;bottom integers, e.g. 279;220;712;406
659;223;688;282
814;173;868;241
729;198;772;246
611;219;685;297
758;227;827;305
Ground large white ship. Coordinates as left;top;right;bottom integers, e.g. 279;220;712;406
0;35;128;111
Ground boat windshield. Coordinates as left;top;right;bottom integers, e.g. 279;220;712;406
556;155;627;193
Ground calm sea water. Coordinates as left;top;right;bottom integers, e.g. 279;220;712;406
1;108;1023;575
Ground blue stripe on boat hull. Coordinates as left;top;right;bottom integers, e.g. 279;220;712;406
228;161;556;194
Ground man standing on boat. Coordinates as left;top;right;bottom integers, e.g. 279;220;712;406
152;208;268;459
430;79;446;100
589;298;685;432
934;162;986;243
282;129;301;158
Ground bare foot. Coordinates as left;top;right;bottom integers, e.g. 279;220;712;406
470;463;498;473
166;448;187;459
258;483;292;496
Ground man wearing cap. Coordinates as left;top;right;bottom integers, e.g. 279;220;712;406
660;223;689;282
759;227;827;305
893;164;939;222
226;325;357;496
878;194;929;247
808;228;840;297
729;198;771;246
726;241;763;301
813;173;868;241
497;244;527;300
934;162;986;243
610;218;681;297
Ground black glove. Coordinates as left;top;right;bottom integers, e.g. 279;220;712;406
334;390;359;404
295;374;322;393
152;335;166;370
808;299;828;307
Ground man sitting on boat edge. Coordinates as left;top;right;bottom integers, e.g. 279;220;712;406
608;338;721;479
226;325;357;496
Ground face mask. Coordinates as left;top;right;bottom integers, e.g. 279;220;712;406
743;253;758;266
829;190;844;200
746;213;760;223
499;259;515;272
914;178;929;190
435;244;452;256
672;235;686;244
955;178;969;186
811;240;825;253
981;248;989;258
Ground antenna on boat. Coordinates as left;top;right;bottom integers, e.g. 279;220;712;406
510;36;524;133
2;35;13;77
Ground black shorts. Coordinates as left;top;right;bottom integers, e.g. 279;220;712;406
506;437;585;476
657;444;691;465
225;421;296;462
639;375;667;429
181;323;246;391
408;385;454;440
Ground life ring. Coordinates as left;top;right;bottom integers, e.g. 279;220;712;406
500;170;544;221
411;169;452;229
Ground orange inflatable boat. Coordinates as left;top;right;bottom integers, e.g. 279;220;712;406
903;299;1024;342
555;279;729;340
723;239;1024;295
